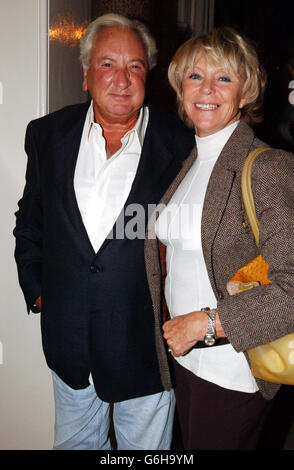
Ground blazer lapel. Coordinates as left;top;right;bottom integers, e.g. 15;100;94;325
146;145;198;246
53;103;96;257
201;121;256;293
125;124;183;208
158;146;197;208
201;165;236;293
52;104;194;257
97;108;190;254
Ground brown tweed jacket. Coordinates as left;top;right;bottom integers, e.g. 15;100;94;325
144;120;294;400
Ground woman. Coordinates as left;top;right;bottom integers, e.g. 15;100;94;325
145;27;294;450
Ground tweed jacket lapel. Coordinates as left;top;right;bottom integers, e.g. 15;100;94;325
201;121;256;295
148;120;255;235
145;145;197;318
147;144;197;236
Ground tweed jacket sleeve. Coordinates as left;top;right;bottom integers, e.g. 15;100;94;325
217;142;294;353
184;120;294;362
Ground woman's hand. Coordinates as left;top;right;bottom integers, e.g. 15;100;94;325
163;310;227;356
163;311;208;357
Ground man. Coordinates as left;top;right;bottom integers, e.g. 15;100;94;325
14;14;194;450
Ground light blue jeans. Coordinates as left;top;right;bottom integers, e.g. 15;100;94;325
52;371;175;450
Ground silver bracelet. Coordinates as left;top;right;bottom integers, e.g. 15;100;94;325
201;307;217;346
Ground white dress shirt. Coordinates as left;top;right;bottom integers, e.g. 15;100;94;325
155;121;259;393
74;102;149;253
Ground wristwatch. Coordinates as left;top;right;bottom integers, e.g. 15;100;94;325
201;307;217;346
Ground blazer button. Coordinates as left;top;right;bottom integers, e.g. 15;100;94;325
217;290;224;299
90;265;99;273
90;265;103;273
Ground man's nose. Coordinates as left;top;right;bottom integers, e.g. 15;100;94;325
114;67;131;89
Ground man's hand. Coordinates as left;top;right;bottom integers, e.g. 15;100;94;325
35;296;42;311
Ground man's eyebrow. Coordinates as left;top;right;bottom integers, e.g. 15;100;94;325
97;56;115;62
96;56;147;67
130;58;147;67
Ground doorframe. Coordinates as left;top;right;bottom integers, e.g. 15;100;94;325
37;0;49;117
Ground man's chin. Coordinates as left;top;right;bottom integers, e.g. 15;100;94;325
93;101;143;125
108;104;137;115
105;107;141;122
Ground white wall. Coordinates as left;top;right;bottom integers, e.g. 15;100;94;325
0;0;54;450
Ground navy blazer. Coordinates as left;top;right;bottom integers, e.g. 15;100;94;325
14;102;194;402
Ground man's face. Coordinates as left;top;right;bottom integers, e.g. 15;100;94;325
83;26;148;125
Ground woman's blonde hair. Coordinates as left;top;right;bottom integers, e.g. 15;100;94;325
168;26;267;127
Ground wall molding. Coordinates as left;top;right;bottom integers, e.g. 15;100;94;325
37;0;49;117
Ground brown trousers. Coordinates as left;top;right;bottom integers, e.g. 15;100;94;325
171;357;272;450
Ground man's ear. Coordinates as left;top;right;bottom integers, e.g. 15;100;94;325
82;69;88;92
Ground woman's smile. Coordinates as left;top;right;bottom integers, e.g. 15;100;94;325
182;53;247;137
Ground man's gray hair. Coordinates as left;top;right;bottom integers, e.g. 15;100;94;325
80;13;157;71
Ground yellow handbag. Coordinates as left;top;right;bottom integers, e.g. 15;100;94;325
227;147;294;385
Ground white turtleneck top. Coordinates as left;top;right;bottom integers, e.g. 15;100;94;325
155;121;258;393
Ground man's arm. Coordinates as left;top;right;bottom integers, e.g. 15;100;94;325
13;121;43;313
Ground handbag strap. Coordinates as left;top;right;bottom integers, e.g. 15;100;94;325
241;147;271;247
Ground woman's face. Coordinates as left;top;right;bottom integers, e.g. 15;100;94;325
182;53;247;137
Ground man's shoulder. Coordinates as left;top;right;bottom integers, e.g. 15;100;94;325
27;101;90;134
147;105;193;137
146;105;194;159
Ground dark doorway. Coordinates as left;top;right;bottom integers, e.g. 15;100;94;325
214;0;294;151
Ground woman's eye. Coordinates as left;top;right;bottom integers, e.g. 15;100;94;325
219;76;231;82
189;73;201;80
